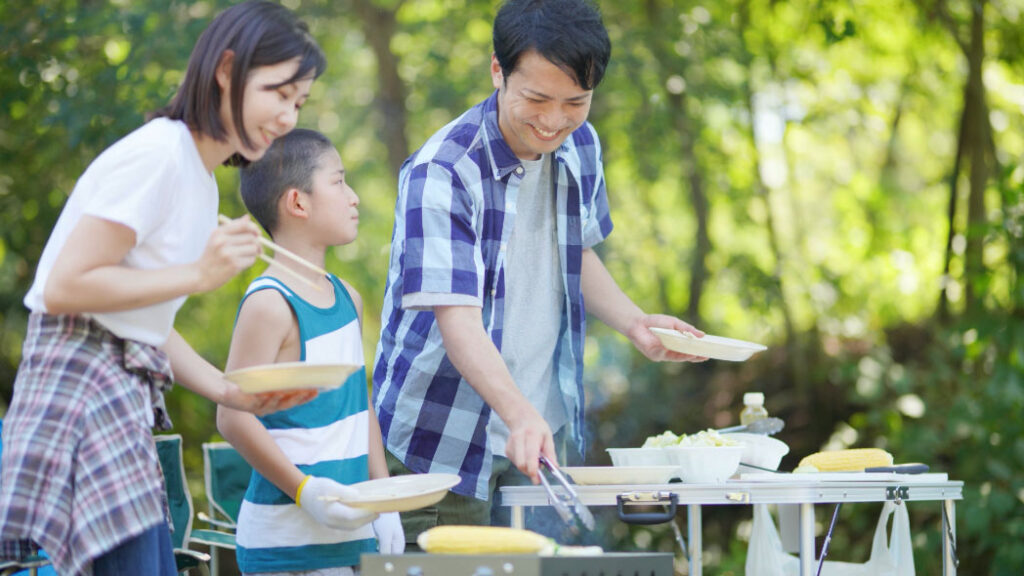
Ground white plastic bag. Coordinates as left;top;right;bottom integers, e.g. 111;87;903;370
746;501;915;576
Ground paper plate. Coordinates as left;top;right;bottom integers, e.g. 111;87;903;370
323;473;461;513
562;466;680;485
224;362;359;394
650;328;767;362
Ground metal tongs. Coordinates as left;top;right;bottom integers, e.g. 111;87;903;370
538;455;595;533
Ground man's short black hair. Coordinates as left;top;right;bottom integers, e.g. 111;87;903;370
240;128;334;238
493;0;611;91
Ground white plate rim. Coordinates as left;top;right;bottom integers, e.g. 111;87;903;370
649;328;767;360
649;328;767;350
333;473;461;505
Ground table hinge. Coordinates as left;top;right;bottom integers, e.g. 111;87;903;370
886;486;909;502
619;491;673;503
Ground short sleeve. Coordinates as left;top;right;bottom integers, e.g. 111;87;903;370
581;131;613;249
399;161;484;309
79;138;175;246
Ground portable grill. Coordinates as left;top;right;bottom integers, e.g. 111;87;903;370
361;552;674;576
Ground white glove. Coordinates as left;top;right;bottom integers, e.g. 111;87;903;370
372;511;405;554
297;476;379;531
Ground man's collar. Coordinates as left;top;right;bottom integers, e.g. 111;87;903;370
482;90;575;181
482;91;521;180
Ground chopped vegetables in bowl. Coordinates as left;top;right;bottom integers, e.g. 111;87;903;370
641;431;681;448
610;429;740;474
642;428;739;448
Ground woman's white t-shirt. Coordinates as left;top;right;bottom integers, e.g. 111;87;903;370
24;118;218;347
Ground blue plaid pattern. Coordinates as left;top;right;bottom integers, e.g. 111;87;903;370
373;91;613;499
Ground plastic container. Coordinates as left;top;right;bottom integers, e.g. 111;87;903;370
663;445;743;483
740;392;769;425
723;432;790;471
606;447;673;467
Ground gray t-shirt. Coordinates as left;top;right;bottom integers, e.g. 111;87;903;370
489;154;567;456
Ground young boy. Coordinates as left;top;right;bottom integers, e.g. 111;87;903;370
217;128;404;576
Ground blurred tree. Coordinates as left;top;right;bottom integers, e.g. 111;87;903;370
916;0;999;318
351;0;410;176
1;0;1022;573
639;0;714;327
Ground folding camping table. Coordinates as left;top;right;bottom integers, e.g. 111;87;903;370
501;473;963;576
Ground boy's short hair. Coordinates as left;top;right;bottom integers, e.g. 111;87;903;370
493;0;611;91
240;128;335;237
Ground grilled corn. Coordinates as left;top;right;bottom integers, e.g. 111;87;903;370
798;448;894;472
417;525;552;554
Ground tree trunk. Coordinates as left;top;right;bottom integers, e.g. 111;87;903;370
643;0;710;326
930;0;991;318
352;0;410;178
962;0;989;312
737;0;795;348
675;91;711;326
937;86;966;322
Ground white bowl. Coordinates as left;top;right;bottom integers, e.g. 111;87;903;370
663;445;742;483
606;447;672;467
724;433;790;471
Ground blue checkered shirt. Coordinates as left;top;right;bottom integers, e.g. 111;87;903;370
373;91;613;499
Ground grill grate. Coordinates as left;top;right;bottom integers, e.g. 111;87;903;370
361;552;674;576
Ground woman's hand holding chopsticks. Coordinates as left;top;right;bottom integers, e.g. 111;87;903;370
218;214;327;292
196;215;263;292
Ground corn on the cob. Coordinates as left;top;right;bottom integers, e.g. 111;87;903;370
416;525;551;554
798;448;893;472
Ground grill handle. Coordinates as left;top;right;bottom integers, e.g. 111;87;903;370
616;491;678;525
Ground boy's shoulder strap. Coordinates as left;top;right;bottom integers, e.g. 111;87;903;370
237;276;301;324
326;274;356;313
244;276;296;300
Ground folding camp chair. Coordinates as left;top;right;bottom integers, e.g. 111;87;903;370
154;434;211;576
189;442;252;575
0;553;51;576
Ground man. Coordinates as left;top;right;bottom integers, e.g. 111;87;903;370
373;0;704;538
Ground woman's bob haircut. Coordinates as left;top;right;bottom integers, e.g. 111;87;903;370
152;1;326;166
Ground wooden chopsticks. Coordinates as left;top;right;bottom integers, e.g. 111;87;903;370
218;214;327;292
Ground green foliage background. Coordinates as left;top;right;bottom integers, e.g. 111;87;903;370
1;0;1022;574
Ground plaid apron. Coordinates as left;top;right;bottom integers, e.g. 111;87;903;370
0;313;174;576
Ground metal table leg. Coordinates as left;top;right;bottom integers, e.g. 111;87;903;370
799;502;815;576
687;504;702;576
942;499;958;576
511;505;525;529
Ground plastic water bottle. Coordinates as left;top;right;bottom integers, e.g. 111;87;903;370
740;392;769;426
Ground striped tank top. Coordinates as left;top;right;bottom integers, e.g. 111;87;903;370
235;275;376;572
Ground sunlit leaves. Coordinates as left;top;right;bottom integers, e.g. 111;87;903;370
103;37;130;65
1;0;1022;571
